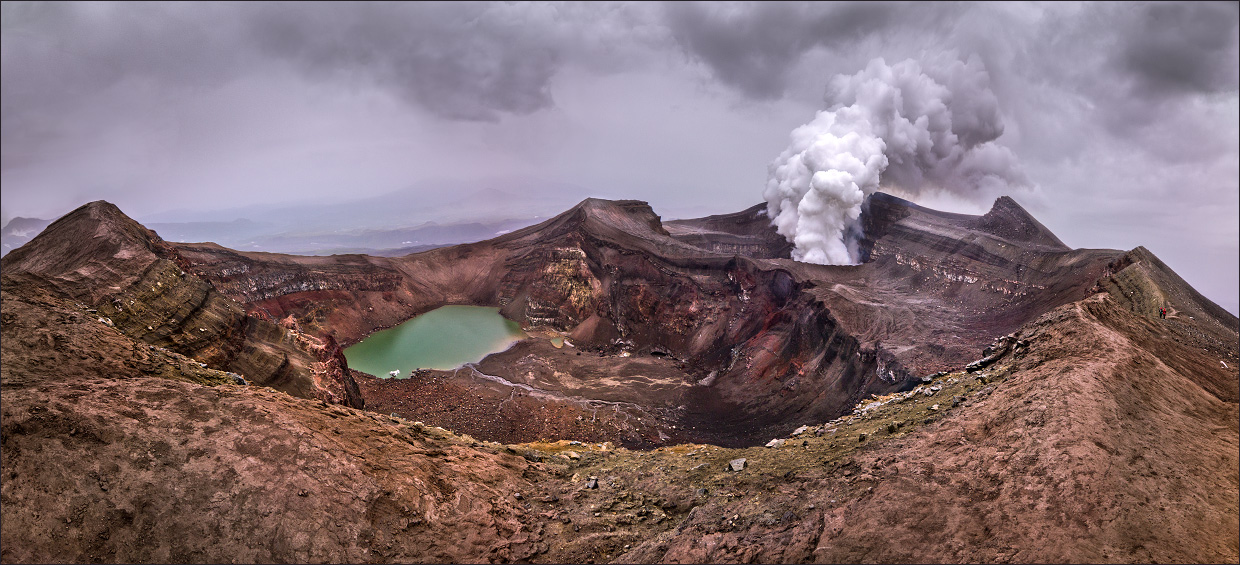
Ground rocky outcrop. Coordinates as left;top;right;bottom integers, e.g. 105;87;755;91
471;200;919;445
1;194;1206;446
1;278;1234;563
316;333;365;409
16;194;1127;446
0;202;362;408
968;195;1069;249
174;243;406;304
2;194;1236;563
664;204;794;259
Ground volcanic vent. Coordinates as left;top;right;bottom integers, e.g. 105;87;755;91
2;193;1236;563
23;193;1126;448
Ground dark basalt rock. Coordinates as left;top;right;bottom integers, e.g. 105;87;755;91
969;195;1068;249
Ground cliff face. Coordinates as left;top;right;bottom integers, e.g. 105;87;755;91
0;202;363;408
2;195;1236;563
664;203;794;259
4;194;1219;447
1;252;1235;563
128;193;1140;447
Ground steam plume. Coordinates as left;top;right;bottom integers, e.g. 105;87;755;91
764;55;1028;264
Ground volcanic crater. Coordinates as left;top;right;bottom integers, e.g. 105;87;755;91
2;193;1236;563
153;193;1132;447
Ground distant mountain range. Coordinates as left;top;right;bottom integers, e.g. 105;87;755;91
3;214;536;258
0;216;52;257
2;177;596;257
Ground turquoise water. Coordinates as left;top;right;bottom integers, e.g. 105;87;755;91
344;306;526;377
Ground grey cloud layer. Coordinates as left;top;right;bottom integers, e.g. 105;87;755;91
1;1;666;124
5;2;1236;123
245;2;571;121
664;1;963;100
1119;2;1240;97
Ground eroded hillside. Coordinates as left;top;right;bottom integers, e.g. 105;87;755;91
1;202;361;408
2;254;1236;562
84;194;1133;446
2;195;1237;563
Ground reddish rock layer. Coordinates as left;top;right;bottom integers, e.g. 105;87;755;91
63;194;1175;447
1;253;1234;562
0;202;362;408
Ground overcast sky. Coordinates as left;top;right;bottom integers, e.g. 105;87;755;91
2;1;1237;313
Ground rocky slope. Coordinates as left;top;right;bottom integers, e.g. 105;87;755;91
2;193;1237;563
0;202;362;408
124;194;1133;447
2;240;1236;562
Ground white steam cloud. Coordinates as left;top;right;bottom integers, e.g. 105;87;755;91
764;55;1029;264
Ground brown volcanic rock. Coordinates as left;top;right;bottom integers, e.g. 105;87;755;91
1;196;1236;563
18;195;1205;448
635;294;1238;564
177;240;510;347
1;202;362;408
0;282;547;562
0;194;1217;447
0;281;242;390
358;337;698;449
788;192;1123;379
83;194;1138;446
664;203;795;258
1;201;168;304
2;277;1234;563
0;377;552;563
968;194;1069;248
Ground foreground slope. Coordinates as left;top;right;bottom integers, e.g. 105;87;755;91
2;238;1236;562
621;291;1238;563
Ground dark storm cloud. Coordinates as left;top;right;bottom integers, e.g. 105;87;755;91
1026;2;1240;144
1119;2;1240;97
1;2;240;94
662;2;1238;129
1;1;660;125
1;2;246;168
663;1;961;100
241;2;563;121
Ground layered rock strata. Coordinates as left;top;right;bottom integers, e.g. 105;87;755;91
0;202;362;408
80;194;1137;446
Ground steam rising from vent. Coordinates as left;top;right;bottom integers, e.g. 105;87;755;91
764;55;1029;265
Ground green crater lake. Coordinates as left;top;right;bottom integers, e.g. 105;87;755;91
344;305;526;377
